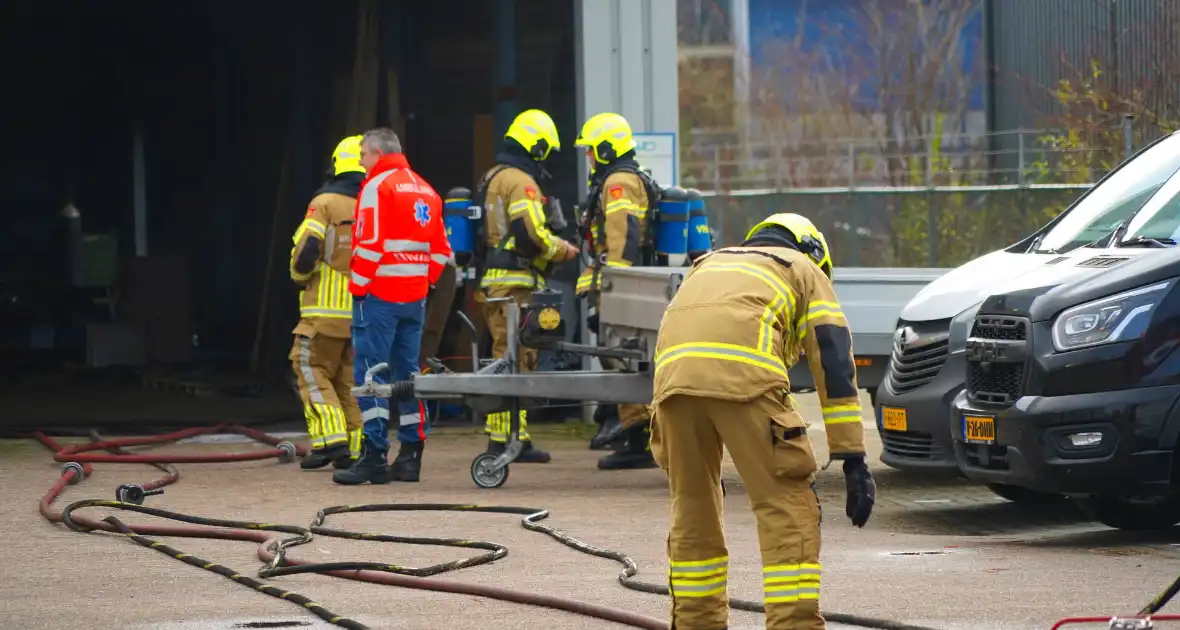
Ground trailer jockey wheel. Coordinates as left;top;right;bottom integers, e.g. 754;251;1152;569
470;452;509;489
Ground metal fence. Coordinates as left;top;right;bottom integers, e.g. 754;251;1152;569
680;122;1172;267
681;123;1140;191
700;184;1093;267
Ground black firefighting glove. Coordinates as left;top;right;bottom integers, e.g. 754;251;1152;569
842;457;876;528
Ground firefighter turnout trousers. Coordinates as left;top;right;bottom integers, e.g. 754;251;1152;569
650;391;823;630
290;335;363;456
481;285;536;442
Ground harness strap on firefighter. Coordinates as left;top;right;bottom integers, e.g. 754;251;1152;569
473;164;511;290
584;165;661;310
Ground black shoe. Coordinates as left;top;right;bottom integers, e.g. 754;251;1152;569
333;455;357;470
390;440;424;482
332;439;393;485
597;424;658;470
301;444;350;470
485;439;552;464
590;405;625;451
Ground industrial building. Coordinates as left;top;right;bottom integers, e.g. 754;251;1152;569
1;0;678;397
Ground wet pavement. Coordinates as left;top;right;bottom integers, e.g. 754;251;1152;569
3;390;1178;629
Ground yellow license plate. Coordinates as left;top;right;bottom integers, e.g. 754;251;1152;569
964;416;996;444
881;407;907;431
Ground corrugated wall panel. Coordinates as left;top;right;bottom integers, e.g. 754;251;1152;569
990;0;1113;132
990;0;1180;130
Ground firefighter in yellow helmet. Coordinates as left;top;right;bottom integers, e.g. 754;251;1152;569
288;135;367;470
574;112;665;470
474;109;580;463
649;213;876;630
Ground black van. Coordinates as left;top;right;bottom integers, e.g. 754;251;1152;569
950;174;1180;530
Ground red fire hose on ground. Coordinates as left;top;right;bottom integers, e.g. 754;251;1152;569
35;424;1178;630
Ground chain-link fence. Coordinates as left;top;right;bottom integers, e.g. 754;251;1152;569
701;184;1094;268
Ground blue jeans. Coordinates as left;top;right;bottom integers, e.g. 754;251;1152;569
352;295;427;451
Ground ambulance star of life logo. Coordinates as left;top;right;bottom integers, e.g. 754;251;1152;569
413;198;431;227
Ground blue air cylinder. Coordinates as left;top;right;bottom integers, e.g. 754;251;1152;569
656;186;690;265
686;188;711;261
444;187;474;267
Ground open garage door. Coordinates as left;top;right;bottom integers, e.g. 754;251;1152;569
0;0;576;428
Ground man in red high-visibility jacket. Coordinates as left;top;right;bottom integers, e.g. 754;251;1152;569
333;127;453;486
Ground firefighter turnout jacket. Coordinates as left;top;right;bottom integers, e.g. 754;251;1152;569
575;169;652;296
478;165;569;291
350;153;452;302
652;246;868;458
290;190;357;338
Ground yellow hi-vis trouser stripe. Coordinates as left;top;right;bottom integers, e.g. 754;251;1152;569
484;409;531;442
822;403;863;425
347;428;362;459
763;562;821;603
669;556;729;598
305;403;348;449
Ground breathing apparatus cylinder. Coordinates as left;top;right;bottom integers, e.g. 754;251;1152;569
686;188;712;262
444;187;475;267
656;186;690;266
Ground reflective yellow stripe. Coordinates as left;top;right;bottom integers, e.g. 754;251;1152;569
293;218;326;243
298;266;353;320
693;263;797;335
797;300;846;340
480;269;537;289
763;562;821;603
605;199;638;215
669;556;729;598
821;404;862;425
508;198;558;258
757;293;788;354
655;342;788;379
669;556;728;577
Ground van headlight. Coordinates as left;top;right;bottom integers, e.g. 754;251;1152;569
948;301;984;354
1051;280;1175;352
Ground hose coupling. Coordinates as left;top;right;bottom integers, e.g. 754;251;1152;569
61;462;86;484
116;483;164;505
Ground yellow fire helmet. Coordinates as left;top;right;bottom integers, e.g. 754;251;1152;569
505;109;561;161
331;135;365;176
575;112;637;165
745;212;834;279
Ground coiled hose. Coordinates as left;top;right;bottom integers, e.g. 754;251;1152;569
35;426;945;630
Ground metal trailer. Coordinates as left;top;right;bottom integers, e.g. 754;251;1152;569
354;265;945;489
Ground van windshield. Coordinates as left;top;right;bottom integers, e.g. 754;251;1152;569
1034;132;1180;253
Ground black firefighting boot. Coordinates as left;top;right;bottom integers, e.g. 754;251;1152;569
300;444;351;470
485;439;552;464
597;423;658;470
390;440;425;482
332;438;393;485
590;404;625;451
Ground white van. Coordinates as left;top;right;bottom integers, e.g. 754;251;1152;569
874;130;1180;494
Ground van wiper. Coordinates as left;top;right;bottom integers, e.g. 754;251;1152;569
1118;235;1177;248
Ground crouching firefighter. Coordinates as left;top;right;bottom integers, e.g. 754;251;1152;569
649;213;877;630
573;112;664;470
288;135;366;471
474;109;580;463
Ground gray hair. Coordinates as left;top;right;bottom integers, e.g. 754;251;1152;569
362;127;402;154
